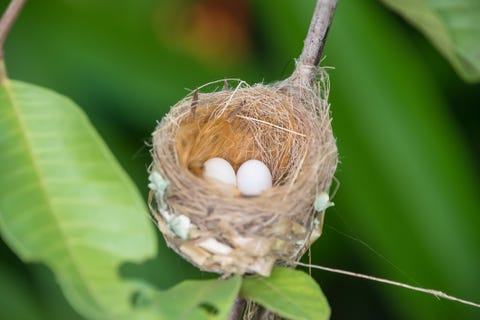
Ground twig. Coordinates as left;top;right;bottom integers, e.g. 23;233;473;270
292;0;338;84
228;296;245;320
295;261;480;309
0;0;26;56
0;0;27;80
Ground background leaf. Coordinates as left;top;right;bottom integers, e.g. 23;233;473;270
136;277;242;320
241;267;330;320
320;1;480;319
256;0;480;318
1;0;479;319
380;0;480;82
0;79;157;319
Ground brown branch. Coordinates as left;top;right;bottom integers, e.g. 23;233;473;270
228;296;245;320
292;0;338;84
0;0;27;80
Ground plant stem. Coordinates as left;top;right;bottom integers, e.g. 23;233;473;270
231;2;338;318
295;261;480;309
292;0;338;84
0;0;27;80
228;296;245;320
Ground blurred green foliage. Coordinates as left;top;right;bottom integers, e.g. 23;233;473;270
1;0;479;319
381;0;480;82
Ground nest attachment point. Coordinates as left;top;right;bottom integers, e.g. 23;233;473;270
149;72;337;276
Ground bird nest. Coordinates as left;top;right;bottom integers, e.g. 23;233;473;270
148;71;337;276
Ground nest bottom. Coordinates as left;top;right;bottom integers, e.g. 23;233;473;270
149;187;326;276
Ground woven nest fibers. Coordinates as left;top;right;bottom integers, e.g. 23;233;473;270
149;76;337;276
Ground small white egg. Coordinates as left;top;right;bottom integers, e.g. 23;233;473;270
236;159;272;196
203;157;236;187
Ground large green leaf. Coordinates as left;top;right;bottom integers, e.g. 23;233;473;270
135;277;242;320
381;0;480;82
0;78;157;319
241;267;330;320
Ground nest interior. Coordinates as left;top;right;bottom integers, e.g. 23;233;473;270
150;77;337;276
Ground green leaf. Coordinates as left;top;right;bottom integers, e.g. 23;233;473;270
381;0;480;82
241;267;330;320
136;277;242;320
0;78;157;319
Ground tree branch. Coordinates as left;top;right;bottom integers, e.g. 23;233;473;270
292;0;338;84
0;0;27;62
228;296;245;320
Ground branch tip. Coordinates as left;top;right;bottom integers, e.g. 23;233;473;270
0;0;27;78
292;0;338;84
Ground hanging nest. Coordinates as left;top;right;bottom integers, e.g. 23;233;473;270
148;69;337;276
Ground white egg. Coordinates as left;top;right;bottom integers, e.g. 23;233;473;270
236;159;272;196
203;157;236;187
